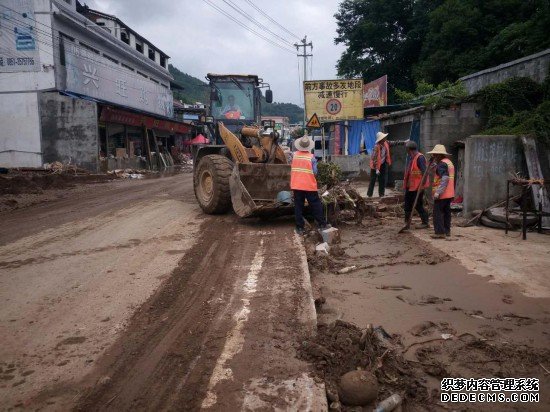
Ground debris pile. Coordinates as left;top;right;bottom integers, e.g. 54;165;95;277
43;161;91;175
107;169;150;179
299;320;430;410
321;182;373;225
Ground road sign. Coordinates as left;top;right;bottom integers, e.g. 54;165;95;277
306;113;321;128
304;79;364;122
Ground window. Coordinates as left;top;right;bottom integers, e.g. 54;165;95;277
160;55;166;68
150;78;159;84
135;41;143;53
103;54;118;64
121;31;129;45
121;62;134;71
161;83;169;89
137;71;148;79
148;48;155;61
79;42;99;54
59;32;75;42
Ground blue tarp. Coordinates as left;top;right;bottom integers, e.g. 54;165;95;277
339;120;381;155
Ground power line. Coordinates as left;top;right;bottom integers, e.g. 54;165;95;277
0;27;172;96
202;0;295;54
0;14;174;84
221;0;294;47
242;0;301;40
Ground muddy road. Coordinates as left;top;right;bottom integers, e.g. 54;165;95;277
0;174;204;408
0;174;323;411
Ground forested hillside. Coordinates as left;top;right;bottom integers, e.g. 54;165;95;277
335;0;550;96
169;65;209;104
169;65;303;122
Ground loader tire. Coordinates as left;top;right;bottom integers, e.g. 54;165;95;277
194;154;233;214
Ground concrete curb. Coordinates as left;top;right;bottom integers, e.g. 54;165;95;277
293;232;319;335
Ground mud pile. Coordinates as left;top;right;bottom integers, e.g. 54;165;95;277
299;320;430;410
0;172;111;196
300;319;550;410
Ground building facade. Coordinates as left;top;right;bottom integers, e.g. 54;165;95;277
0;0;191;171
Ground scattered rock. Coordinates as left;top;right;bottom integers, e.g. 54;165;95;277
338;370;378;406
56;336;86;347
409;321;436;337
321;227;341;245
98;376;111;386
316;242;330;255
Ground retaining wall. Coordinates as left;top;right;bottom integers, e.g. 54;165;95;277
459;49;550;95
463;135;525;214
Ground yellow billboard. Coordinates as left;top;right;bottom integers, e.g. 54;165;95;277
304;79;364;122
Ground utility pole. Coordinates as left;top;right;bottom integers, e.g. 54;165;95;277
294;35;312;126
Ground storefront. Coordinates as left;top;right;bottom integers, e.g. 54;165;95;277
99;105;193;171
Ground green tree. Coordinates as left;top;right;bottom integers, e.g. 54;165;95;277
414;0;550;84
335;0;550;95
334;0;443;94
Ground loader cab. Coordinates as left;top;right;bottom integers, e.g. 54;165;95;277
206;74;271;141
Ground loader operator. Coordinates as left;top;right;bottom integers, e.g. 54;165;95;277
402;140;430;230
222;95;242;119
427;144;455;239
290;135;328;235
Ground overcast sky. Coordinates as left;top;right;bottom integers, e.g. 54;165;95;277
85;0;346;106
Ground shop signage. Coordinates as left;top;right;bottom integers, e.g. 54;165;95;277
64;39;173;117
363;75;388;108
100;106;191;134
0;0;41;72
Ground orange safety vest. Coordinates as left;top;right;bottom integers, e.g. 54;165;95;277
290;151;317;191
404;152;429;191
369;141;392;170
433;158;455;199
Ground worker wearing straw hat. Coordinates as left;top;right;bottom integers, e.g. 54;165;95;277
367;131;392;198
290;134;328;235
427;144;455;239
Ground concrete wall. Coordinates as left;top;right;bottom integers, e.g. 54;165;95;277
39;92;99;171
419;103;483;153
330;154;371;180
463;135;525;214
0;93;43;168
380;103;484;188
460;49;550;95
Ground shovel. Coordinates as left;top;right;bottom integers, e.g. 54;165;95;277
398;160;433;234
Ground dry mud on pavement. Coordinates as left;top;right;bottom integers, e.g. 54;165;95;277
0;174;203;409
306;217;550;411
413;226;550;298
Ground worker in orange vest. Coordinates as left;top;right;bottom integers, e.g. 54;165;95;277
403;141;430;230
291;135;328;235
427;144;455;239
367;132;393;198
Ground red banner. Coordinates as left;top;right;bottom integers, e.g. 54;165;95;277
99;106;192;134
363;75;388;108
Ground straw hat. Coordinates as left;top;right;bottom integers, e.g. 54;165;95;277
427;144;451;156
294;135;314;151
375;132;388;144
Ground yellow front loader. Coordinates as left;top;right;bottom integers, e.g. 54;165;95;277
192;73;292;217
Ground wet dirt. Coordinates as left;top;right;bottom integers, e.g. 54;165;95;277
0;174;203;409
14;215;318;411
305;217;550;410
0;172;114;213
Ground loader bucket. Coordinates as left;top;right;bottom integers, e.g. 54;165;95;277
229;163;293;218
